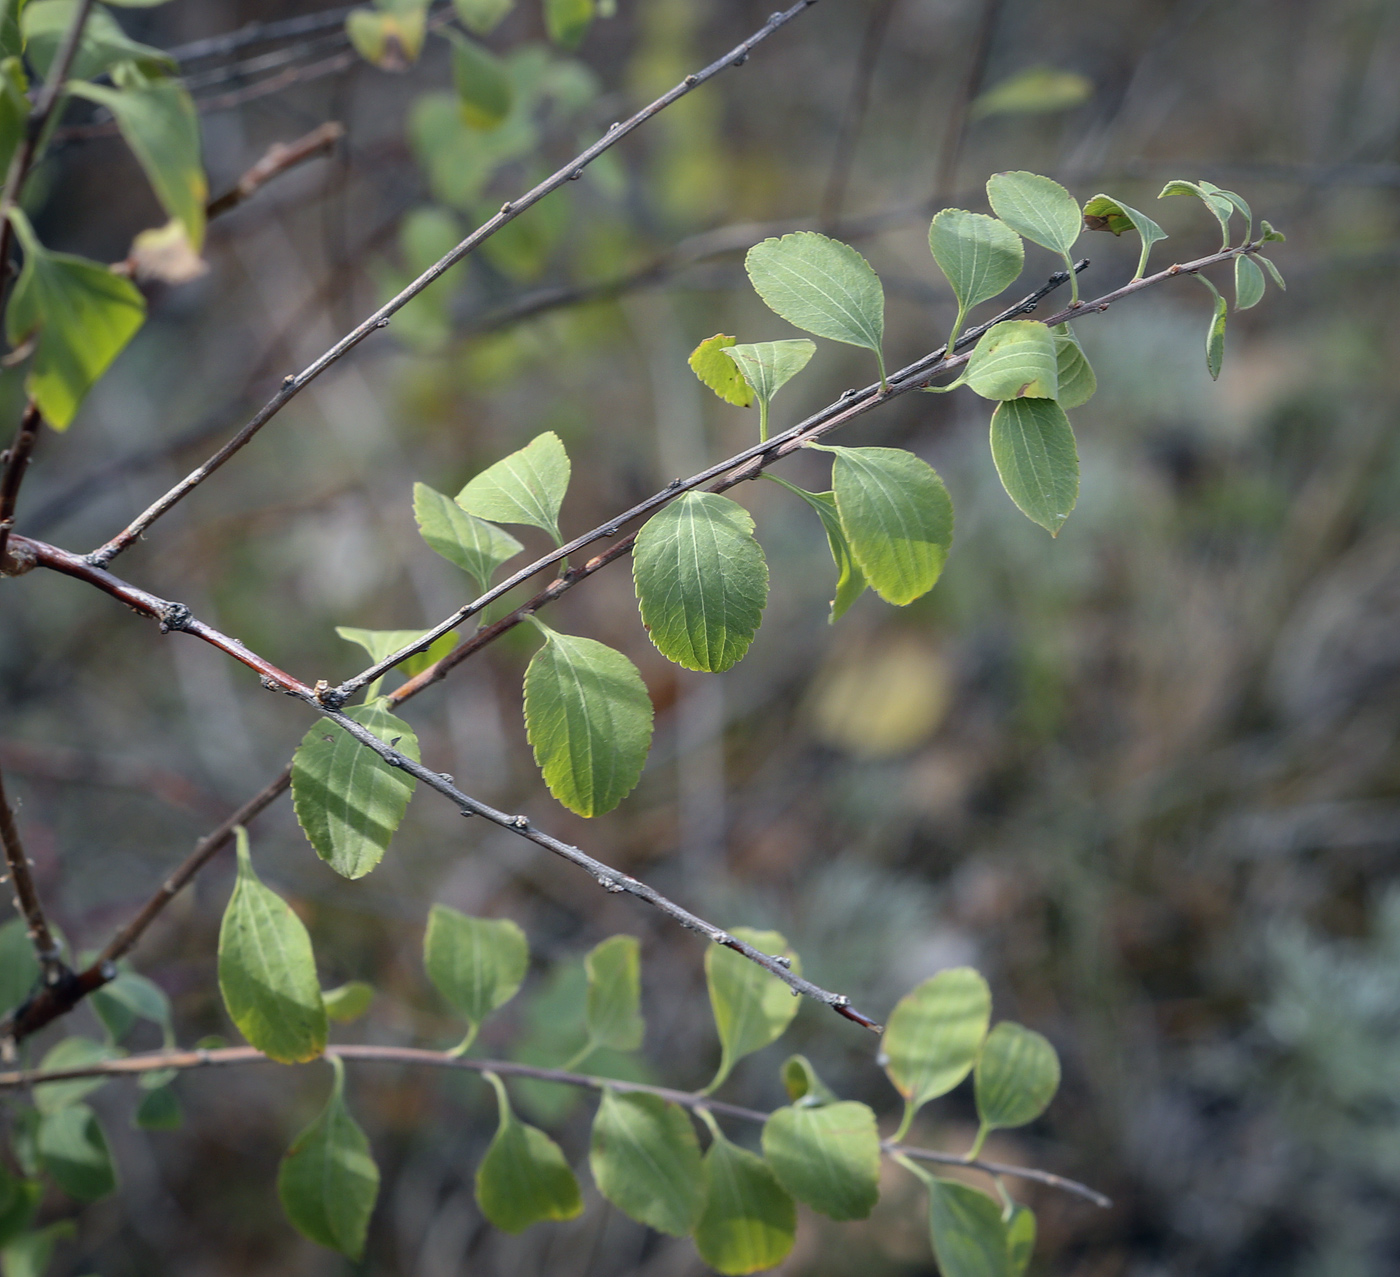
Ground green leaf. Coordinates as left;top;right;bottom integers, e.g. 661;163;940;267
780;1054;840;1107
588;1089;704;1236
745;232;886;380
69;78;207;251
826;446;954;606
133;1083;182;1131
217;828;327;1064
4;210;145;430
1007;1204;1037;1277
423;905;528;1034
1200;180;1252;239
476;1072;583;1232
91;968;171;1045
694;1128;796;1275
1235;254;1265;310
965;319;1058;401
975;1021;1061;1130
336;624;463;694
544;0;593;48
457;431;571;545
704;927;801;1093
1052;323;1097;409
0;0;21;59
927;208;1024;321
323;981;375;1023
924;1176;1010;1277
688;334;754;408
881;968;991;1117
37;1105;117;1201
33;1038;119;1114
454;0;513;34
633;492;769;673
1159;179;1234;246
1081;193;1167;279
346;5;427;67
1260;219;1286;243
1196;274;1228;380
585;935;644;1053
0;1222;74;1277
291;702;419;879
761;1101;881;1221
413;481;523;593
446;29;512;129
721;340;816;407
523;628;653;816
970;66;1092;118
989;397;1080;535
766;478;866;622
1259;255;1286;291
0;1170;41;1249
986;171;1082;258
278;1057;380;1259
0;918;38;1018
22;0;174;81
0;57;29;181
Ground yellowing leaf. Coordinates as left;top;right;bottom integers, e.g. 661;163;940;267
688;333;754;407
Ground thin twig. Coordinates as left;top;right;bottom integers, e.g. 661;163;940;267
205;122;346;219
0;766;64;979
0;1043;1110;1207
820;0;899;227
0;401;40;568
931;0;1004;203
85;0;824;569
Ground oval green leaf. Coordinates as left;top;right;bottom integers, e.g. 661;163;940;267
36;1105;117;1201
986;171;1082;257
927;209;1024;315
1196;274;1228;380
4;210;145;429
745;231;885;371
926;1176;1010;1277
585;935;644;1053
704;927;801;1093
544;0;593;48
1081;193;1166;279
1007;1203;1037;1277
827;446;954;606
761;1101;881;1221
22;0;174;81
278;1057;380;1259
881;968;991;1113
133;1083;182;1132
633;492;769;673
965;320;1058;401
457;430;571;545
523;628;654;816
971;66;1092;118
1159;179;1234;246
975;1021;1061;1130
694;1130;796;1275
721;339;816;407
0;918;38;1019
89;968;171;1046
689;333;754;407
413;481;523;593
476;1073;583;1232
322;981;374;1024
291;702;420;879
423;905;528;1031
447;30;512;129
217;829;327;1064
589;1089;704;1236
1052;323;1097;409
1235;253;1265;311
454;0;514;34
989;397;1080;535
780;1053;840;1107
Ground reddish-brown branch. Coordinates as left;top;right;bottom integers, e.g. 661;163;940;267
204;121;345;219
0;401;41;568
0;765;63;979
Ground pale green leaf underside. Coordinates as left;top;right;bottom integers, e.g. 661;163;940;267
989;397;1080;535
974;1021;1062;1130
767;477;866;621
965;319;1058;401
881;967;990;1111
745;231;884;354
476;1073;583;1232
633;492;769;673
585;934;644;1052
322;981;374;1023
414;481;522;593
705;927;802;1093
761;1101;881;1221
924;1176;1011;1277
1081;192;1166;277
927;208;1024;314
986;171;1082;256
827;446;954;606
336;626;460;693
589;1089;704;1236
291;703;420;879
1196;274;1228;380
689;333;754;407
523;630;653;816
423;905;528;1028
695;1131;796;1275
722;339;815;406
1235;253;1265;310
457;430;571;543
1052;324;1097;409
218;831;327;1063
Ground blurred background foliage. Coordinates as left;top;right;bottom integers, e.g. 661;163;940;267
3;0;1400;1272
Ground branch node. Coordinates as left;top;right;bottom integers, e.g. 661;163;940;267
157;601;193;634
314;680;346;709
734;52;749;65
569;169;583;180
375;317;390;329
684;74;698;85
511;815;529;829
281;374;296;388
500;201;513;214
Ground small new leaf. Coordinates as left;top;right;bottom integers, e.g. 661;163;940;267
589;1090;704;1236
217;829;327;1063
1196;274;1228;380
722;339;816;406
423;905;528;1031
584;935;644;1053
762;1101;881;1220
523;628;654;816
1081;193;1166;279
688;333;754;407
986;171;1082;258
704;927;802;1093
278;1057;380;1259
414;481;523;592
633;492;769;672
695;1128;796;1275
336;625;461;695
1235;254;1266;311
457;430;571;545
780;1054;840;1107
291;703;420;879
1007;1204;1037;1277
974;1021;1061;1131
476;1073;583;1231
965;320;1059;401
881;968;991;1118
989;398;1080;535
1159;179;1234;247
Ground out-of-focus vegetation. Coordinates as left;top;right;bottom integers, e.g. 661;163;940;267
2;0;1399;1272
